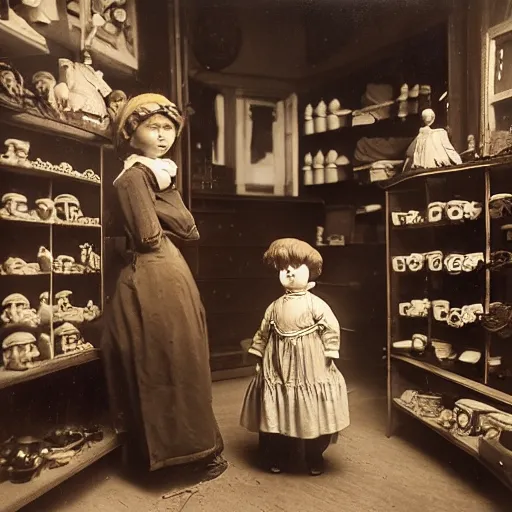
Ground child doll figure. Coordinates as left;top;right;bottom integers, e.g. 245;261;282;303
240;238;350;475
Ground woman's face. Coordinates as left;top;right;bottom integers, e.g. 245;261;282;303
130;113;177;158
279;264;310;291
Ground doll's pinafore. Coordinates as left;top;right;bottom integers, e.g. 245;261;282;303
240;290;350;439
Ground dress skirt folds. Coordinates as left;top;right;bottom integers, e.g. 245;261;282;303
102;163;223;471
240;292;350;440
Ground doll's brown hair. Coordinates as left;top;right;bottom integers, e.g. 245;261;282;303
263;238;323;280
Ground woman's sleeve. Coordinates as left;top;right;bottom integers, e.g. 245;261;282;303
312;295;341;359
115;169;163;252
248;303;274;358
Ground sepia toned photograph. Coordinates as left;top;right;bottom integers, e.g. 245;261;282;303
0;0;511;510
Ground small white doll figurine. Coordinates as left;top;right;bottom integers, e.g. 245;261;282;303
240;238;350;476
314;100;327;133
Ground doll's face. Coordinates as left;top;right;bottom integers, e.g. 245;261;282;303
279;264;310;291
130;113;177;159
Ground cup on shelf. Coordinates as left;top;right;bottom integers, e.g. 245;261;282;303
463;201;483;220
444;253;465;274
447;307;464;328
462;252;484;272
392;256;407;272
446;200;466;221
427;201;446;223
424;250;443;272
431;340;456;361
398;302;412;316
409;299;430;317
432;299;450;322
406;253;425;272
391;212;408;226
405;210;423;225
412;333;428;353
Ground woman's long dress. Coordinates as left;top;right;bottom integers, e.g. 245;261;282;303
102;163;223;471
240;291;350;439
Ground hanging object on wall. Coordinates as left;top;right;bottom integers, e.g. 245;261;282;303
192;2;242;72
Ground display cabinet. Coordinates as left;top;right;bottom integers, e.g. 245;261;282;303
0;104;118;512
384;157;512;491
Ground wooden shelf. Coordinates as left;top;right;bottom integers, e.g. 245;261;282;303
391;218;481;230
0;428;119;512
0;217;101;228
0;272;50;278
380;155;512;189
0;162;101;186
0;107;111;147
393;398;479;456
392;354;512;407
302;114;420;141
0;349;100;391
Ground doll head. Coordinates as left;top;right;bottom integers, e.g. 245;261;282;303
114;93;185;158
263;238;322;292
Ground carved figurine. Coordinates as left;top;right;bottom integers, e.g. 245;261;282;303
2;332;40;371
240;238;350;475
0;139;31;167
304;104;314;135
53;290;100;324
53;255;84;274
325;149;338;183
80;243;101;273
54;51;112;128
107;89;127;122
3;257;39;275
460;134;479;162
0;193;33;219
303;152;313;186
327;99;341;131
397;83;409;119
31;198;57;222
406;108;462;170
313;150;325;185
314;100;327;133
54;322;93;356
37;291;52;325
0;62;36;111
0;293;40;328
31;71;62;120
0;62;22;107
54;194;83;223
37;246;53;273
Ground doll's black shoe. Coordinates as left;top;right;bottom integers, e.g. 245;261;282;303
307;456;324;476
269;464;282;474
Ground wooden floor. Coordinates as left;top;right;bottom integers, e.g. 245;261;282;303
22;368;511;512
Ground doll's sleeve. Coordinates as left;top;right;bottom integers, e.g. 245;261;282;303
248;302;274;358
312;295;341;359
115;168;163;252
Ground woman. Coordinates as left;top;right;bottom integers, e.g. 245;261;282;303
102;93;226;476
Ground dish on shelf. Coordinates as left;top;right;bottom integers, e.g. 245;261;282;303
391;199;482;227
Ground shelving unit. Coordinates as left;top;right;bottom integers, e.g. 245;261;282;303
383;158;512;490
0;100;116;507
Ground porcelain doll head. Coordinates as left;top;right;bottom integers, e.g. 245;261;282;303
114;93;185;158
263;238;322;292
2;332;40;370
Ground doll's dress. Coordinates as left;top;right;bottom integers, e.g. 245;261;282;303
240;291;350;439
409;126;462;169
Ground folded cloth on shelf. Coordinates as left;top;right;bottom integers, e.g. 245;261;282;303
354;137;413;164
360;83;394;120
